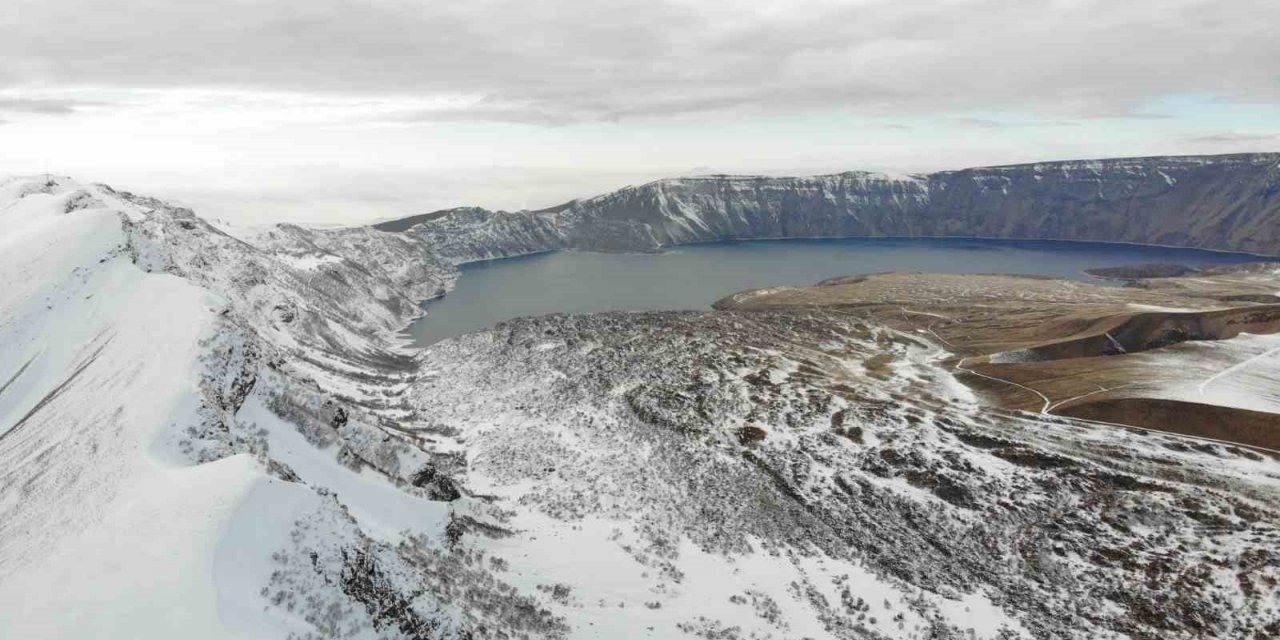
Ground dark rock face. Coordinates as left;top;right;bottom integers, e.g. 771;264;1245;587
557;171;930;251
383;154;1280;260
392;206;571;264
923;155;1280;254
410;464;462;501
1083;263;1200;279
339;548;442;640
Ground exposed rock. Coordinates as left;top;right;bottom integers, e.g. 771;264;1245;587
381;153;1280;259
1084;263;1200;279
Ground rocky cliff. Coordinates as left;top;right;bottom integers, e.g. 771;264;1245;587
378;153;1280;259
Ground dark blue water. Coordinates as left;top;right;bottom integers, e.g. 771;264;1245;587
406;237;1272;346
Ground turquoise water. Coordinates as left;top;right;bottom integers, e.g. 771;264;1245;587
406;237;1272;347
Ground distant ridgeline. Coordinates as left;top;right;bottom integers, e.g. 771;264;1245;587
376;153;1280;260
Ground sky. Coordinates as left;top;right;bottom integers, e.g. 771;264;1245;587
1;0;1277;225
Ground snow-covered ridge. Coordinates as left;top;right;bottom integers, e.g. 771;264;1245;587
0;176;469;638
621;170;928;191
381;152;1280;260
964;151;1280;173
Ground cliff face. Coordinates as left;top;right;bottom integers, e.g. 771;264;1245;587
379;153;1280;260
556;171;930;250
922;155;1280;254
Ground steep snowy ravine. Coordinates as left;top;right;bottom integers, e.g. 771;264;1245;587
1;177;1278;639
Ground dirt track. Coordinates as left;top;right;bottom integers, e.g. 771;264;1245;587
717;269;1280;451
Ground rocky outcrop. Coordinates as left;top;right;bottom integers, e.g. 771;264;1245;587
378;153;1280;259
1083;263;1201;279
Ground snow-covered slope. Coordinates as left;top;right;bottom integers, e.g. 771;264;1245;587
0;177;461;638
0;177;260;637
412;311;1280;639
2;176;1278;639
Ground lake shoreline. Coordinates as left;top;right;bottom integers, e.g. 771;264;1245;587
399;236;1276;348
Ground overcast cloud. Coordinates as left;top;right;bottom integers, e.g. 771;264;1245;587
5;0;1279;121
0;0;1276;223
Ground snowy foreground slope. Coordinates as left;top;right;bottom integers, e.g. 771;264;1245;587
1;177;1279;639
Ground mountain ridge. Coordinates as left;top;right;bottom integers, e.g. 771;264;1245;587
375;152;1280;258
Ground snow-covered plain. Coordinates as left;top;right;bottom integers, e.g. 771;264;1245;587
1;176;1278;639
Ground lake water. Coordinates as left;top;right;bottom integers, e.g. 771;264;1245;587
405;237;1271;347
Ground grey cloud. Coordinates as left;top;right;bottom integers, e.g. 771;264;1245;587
952;118;1007;129
378;104;579;127
0;98;97;114
1183;132;1278;144
949;118;1080;129
1106;113;1176;121
2;0;1278;123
